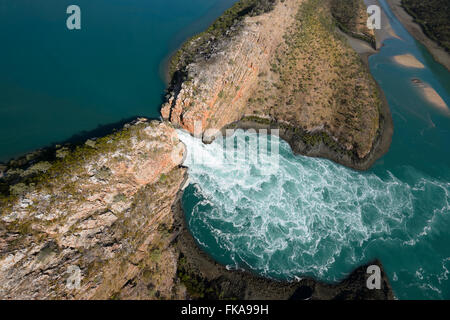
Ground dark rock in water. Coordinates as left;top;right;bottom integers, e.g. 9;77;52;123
290;286;314;300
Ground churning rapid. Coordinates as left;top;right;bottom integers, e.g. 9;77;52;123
179;130;449;299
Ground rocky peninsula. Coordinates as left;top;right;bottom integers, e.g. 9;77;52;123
0;0;395;299
162;0;393;170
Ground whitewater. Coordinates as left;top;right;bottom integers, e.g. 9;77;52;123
178;128;449;299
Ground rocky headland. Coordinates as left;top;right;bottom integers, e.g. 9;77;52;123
0;119;188;299
162;0;393;170
0;0;395;299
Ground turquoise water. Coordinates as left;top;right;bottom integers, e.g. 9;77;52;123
0;0;237;162
181;0;450;299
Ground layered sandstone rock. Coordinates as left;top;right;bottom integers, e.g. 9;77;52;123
162;0;298;139
162;0;387;162
0;119;187;299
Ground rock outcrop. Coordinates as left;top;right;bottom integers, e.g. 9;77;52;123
0;119;187;299
162;0;392;170
162;0;296;137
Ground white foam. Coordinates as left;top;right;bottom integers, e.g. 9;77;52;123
177;130;450;282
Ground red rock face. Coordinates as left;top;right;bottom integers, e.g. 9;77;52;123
162;0;298;138
0;120;187;299
163;0;384;161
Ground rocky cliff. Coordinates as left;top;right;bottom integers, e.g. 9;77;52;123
162;0;392;169
0;119;187;299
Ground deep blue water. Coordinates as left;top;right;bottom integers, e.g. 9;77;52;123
180;0;450;299
0;0;237;162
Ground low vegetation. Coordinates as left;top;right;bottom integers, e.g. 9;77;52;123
168;0;276;78
330;0;376;47
0;120;168;211
246;0;382;159
177;256;234;300
402;0;450;52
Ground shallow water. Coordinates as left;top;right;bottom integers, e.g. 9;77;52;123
0;0;238;162
181;0;450;299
